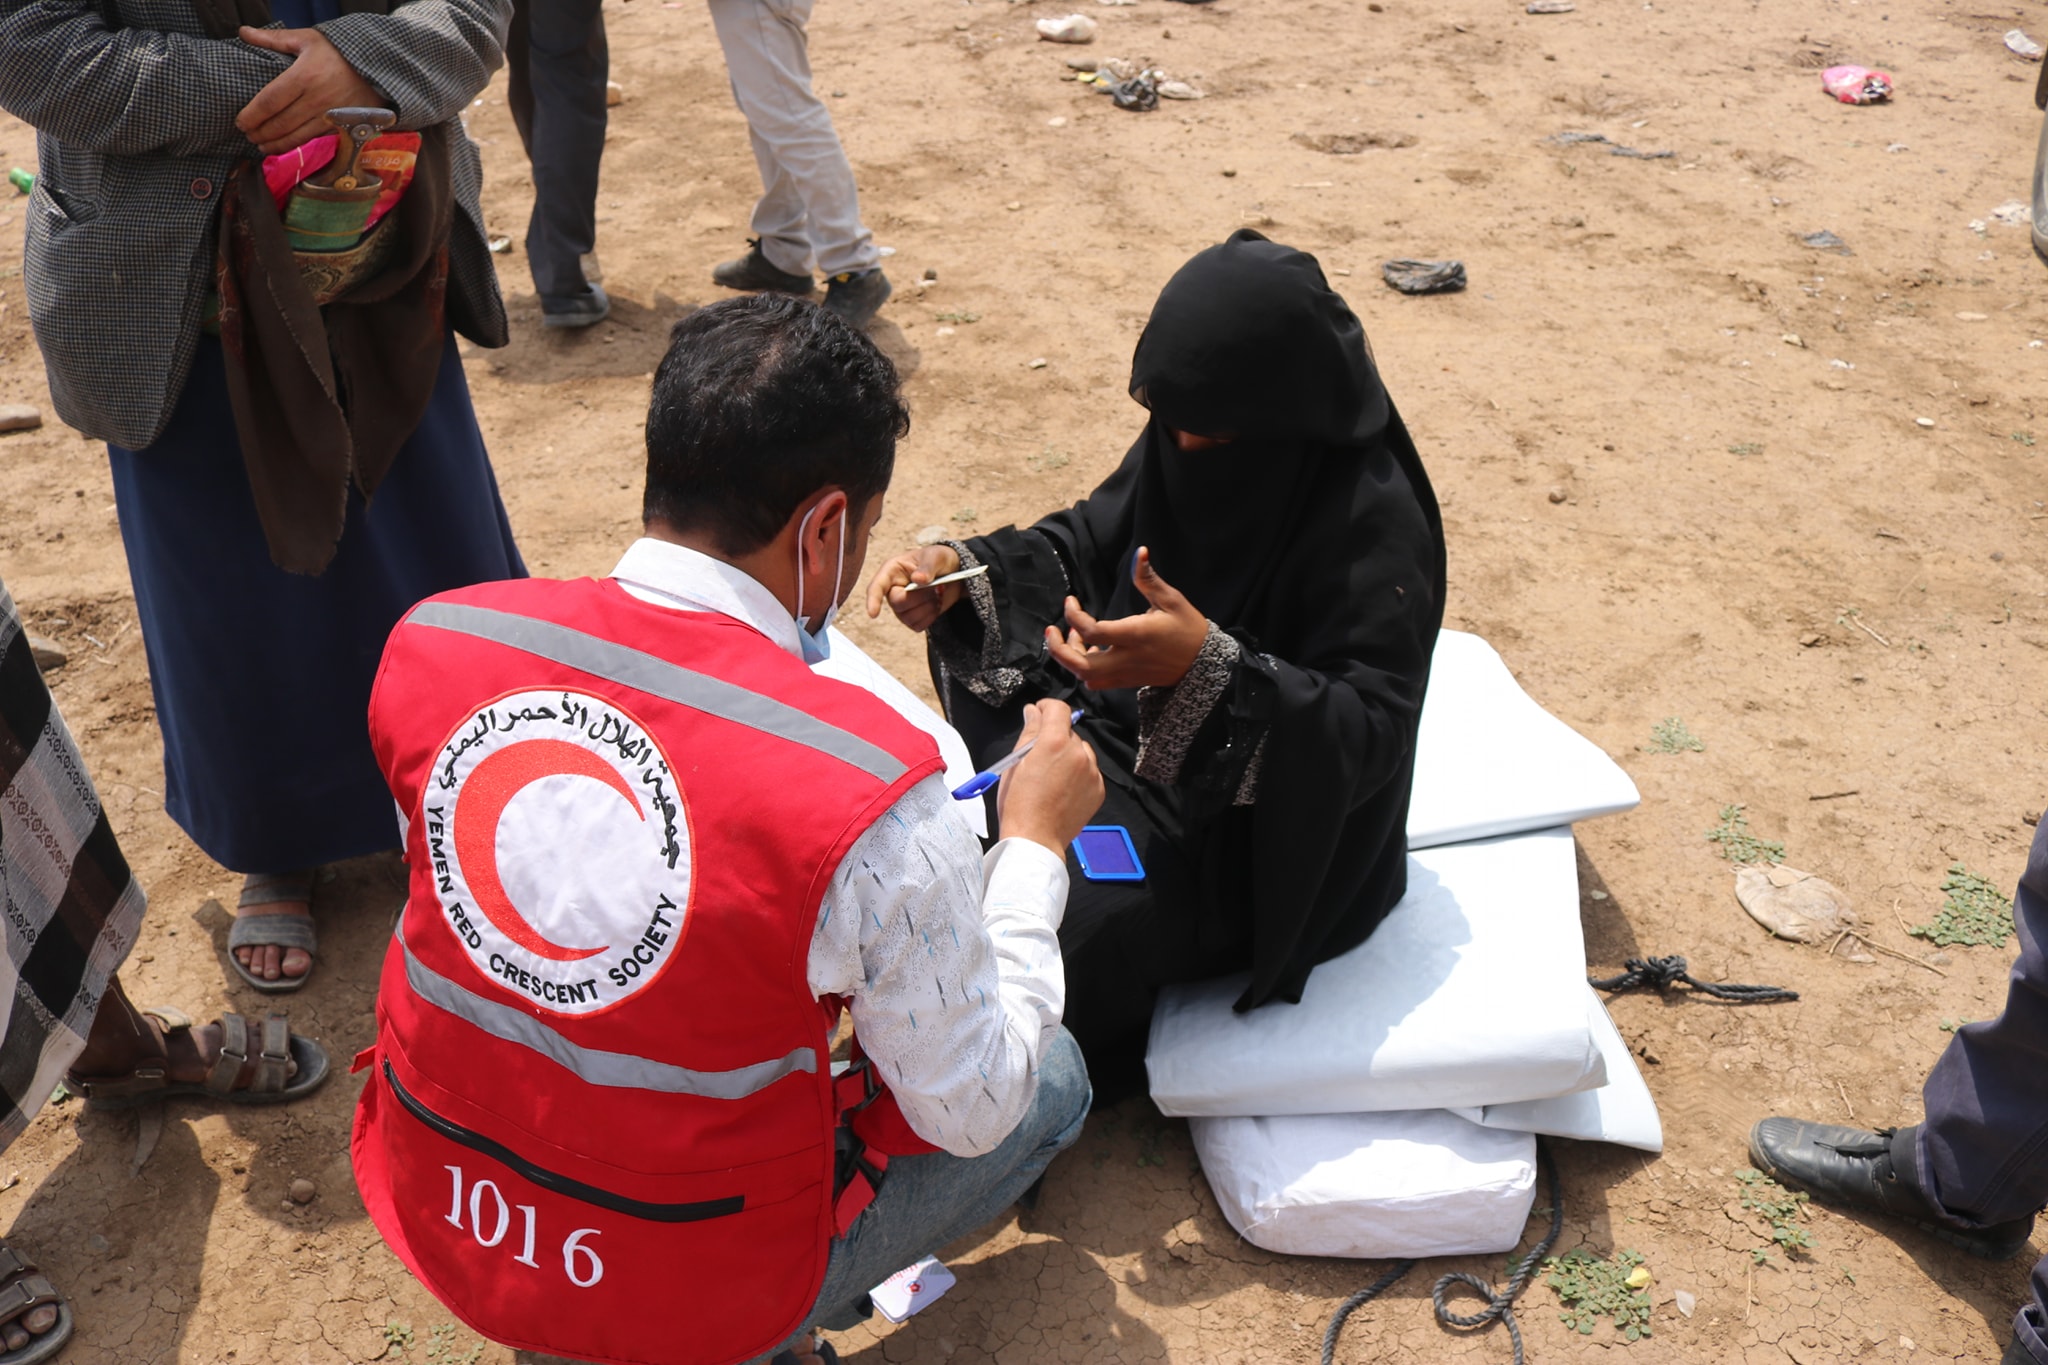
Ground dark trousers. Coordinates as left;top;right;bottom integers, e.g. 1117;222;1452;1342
1903;818;2048;1362
507;0;608;300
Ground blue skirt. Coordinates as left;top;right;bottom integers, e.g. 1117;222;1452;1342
109;335;526;874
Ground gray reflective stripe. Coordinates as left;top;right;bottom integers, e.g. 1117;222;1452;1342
398;928;817;1098
409;600;908;783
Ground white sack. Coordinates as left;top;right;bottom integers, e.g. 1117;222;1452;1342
1192;1109;1538;1259
1407;631;1640;849
815;627;986;838
1148;827;1605;1118
1451;984;1664;1152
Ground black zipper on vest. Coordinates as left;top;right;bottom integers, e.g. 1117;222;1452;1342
383;1059;746;1224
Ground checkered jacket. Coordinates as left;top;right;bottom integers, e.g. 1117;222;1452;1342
0;0;512;449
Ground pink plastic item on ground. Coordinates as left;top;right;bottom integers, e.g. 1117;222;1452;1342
1821;64;1893;104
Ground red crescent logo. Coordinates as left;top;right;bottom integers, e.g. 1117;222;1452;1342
452;738;644;962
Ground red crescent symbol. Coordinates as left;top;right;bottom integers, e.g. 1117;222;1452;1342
453;738;643;962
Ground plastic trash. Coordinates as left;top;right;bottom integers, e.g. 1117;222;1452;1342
1546;130;1673;159
1799;229;1852;255
1527;0;1575;11
1159;80;1204;100
1382;259;1467;295
1107;70;1161;111
2007;30;2045;62
7;168;31;195
1821;65;1892;104
1036;13;1098;43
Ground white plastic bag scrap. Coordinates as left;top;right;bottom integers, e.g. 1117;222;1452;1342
1192;1109;1538;1259
1407;631;1640;850
1451;984;1663;1153
1148;827;1605;1118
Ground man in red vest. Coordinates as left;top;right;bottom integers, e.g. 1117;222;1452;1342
351;293;1102;1365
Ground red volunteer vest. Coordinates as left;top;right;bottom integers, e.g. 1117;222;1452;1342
350;577;945;1365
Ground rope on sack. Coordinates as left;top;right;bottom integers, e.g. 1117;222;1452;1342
1319;1144;1566;1365
1589;953;1798;1004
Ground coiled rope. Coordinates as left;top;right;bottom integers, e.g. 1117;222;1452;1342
1588;953;1798;1004
1319;1144;1565;1365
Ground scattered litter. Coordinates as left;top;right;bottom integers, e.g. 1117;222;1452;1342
1971;218;1991;234
1886;142;1909;153
605;80;625;107
1158;80;1204;100
1048;116;1067;127
934;327;955;337
289;1178;318;1205
1294;130;1416;154
1828;358;1853;369
1381;259;1467;295
6;169;31;195
1097;0;1137;5
2007;29;2045;62
487;235;511;254
1735;865;1863;951
1799;229;1851;255
27;637;65;672
1821;64;1892;104
1990;200;2032;227
1064;54;1102;71
1781;333;1805;348
0;403;42;433
870;1257;958;1323
1674;1289;1697;1318
1957;311;1989;322
1036;13;1098;43
1915;417;1935;428
1545;130;1673;159
1108;71;1161;111
1527;0;1574;10
1028;357;1049;369
0;1173;16;1193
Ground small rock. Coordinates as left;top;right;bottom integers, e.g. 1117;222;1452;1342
1900;1338;1915;1353
1547;487;1568;504
1381;258;1467;295
921;267;938;282
1005;201;1022;211
488;235;511;254
0;1172;17;1192
1799;632;1824;647
1221;167;1237;177
605;80;625;106
1157;80;1203;100
27;636;66;673
86;1233;110;1256
1637;1045;1661;1065
1589;889;1609;901
0;404;42;434
1035;13;1098;43
1929;952;1953;966
1527;0;1574;10
1956;311;1989;322
1674;1289;1696;1318
914;525;949;546
1781;333;1805;348
2025;810;2041;827
1028;357;1049;369
1915;417;1935;428
289;1178;317;1205
1048;116;1068;127
934;326;955;337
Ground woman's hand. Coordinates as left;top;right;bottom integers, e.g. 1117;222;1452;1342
236;27;382;156
1043;546;1208;691
864;543;964;633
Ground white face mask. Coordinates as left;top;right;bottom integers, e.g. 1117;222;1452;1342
792;499;848;665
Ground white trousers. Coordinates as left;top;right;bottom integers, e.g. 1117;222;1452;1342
705;0;878;278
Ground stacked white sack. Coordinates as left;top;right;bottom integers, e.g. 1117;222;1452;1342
1153;631;1658;1259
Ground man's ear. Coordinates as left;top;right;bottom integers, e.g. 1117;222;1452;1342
795;487;850;576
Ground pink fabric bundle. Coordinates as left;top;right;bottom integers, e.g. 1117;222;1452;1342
260;132;422;229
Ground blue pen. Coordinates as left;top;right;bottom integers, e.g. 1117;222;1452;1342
951;709;1086;800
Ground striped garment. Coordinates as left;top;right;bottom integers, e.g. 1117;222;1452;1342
0;578;146;1147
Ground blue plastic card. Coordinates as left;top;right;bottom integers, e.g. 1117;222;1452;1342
1072;825;1146;882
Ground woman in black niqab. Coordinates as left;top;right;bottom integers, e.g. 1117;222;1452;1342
869;231;1446;1103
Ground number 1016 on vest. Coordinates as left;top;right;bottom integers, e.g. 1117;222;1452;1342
444;1165;605;1287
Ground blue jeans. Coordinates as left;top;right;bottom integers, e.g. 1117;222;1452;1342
1900;819;2048;1363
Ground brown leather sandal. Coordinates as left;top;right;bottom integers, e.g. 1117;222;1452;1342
0;1244;71;1365
62;1008;329;1110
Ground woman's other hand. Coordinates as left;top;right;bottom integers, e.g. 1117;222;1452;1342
236;27;382;156
1044;546;1208;690
864;543;964;632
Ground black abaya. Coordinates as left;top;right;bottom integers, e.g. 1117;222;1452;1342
929;231;1447;1101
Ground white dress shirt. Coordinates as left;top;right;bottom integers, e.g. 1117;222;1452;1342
610;538;1070;1157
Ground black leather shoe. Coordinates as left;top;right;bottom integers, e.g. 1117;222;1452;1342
821;268;891;329
1749;1117;2036;1261
541;282;610;329
711;239;815;295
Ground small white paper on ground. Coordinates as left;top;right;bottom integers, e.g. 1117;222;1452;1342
869;1256;957;1323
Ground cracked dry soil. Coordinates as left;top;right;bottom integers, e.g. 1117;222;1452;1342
2;0;2046;1359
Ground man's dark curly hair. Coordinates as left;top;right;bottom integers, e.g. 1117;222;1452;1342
643;294;910;554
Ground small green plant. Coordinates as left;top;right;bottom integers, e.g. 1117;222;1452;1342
381;1322;415;1358
952;507;977;524
1939;1018;1976;1033
1643;717;1705;754
1543;1247;1653;1340
423;1323;484;1365
1736;1168;1813;1262
1027;444;1071;473
933;310;981;324
1911;863;2014;948
2013;431;2036;447
1728;441;1764;457
1706;804;1784;865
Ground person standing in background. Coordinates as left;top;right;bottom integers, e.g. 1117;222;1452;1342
0;0;527;993
507;0;611;327
705;0;891;328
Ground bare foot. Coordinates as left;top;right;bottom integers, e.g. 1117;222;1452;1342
235;873;314;984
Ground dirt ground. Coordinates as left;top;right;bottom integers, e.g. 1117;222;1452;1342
2;0;2047;1359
